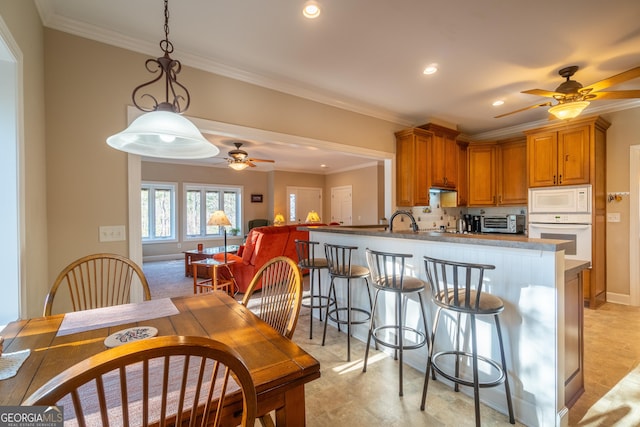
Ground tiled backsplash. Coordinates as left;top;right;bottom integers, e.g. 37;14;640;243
390;191;527;232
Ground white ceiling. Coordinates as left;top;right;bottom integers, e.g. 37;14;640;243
36;0;640;173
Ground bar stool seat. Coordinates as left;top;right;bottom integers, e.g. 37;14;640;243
322;243;373;361
295;239;330;339
363;248;429;396
421;256;515;426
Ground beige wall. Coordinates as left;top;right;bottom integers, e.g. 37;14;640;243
0;0;49;319
325;164;384;225
603;107;640;297
273;170;326;222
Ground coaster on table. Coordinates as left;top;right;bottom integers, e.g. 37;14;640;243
104;326;158;348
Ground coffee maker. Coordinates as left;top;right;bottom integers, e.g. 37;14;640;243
463;214;473;232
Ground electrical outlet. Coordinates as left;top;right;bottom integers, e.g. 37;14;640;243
607;213;621;223
99;225;126;242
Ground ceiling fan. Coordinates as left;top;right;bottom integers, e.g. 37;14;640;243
226;142;275;170
495;65;640;120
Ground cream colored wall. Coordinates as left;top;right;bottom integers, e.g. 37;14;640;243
0;1;49;319
324;164;383;225
603;107;640;297
43;29;400;315
141;161;269;257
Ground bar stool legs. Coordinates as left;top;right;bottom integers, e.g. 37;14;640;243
295;239;330;339
363;248;429;396
321;243;373;362
421;256;515;426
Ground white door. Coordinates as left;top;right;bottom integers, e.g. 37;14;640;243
287;186;323;223
331;186;352;225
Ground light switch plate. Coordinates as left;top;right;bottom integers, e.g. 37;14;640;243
99;225;126;242
607;213;621;223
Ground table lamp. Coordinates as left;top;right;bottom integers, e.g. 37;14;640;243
305;210;321;223
274;213;285;226
207;210;231;263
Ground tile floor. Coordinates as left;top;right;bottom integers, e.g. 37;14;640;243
288;300;640;427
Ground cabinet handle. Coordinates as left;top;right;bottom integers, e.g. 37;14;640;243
553;175;557;185
559;174;562;184
499;195;502;204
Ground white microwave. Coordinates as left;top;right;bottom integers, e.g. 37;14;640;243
528;185;591;215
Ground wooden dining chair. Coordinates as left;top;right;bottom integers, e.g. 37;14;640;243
241;256;302;427
43;253;152;316
241;256;303;340
22;335;258;427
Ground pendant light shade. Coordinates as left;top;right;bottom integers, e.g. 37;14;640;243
106;111;219;159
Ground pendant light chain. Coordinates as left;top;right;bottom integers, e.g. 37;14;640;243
130;0;189;114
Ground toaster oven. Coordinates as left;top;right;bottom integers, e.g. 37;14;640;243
481;214;526;234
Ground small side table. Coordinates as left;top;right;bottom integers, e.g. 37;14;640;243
191;259;236;296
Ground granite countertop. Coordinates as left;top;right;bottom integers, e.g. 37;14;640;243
300;225;574;252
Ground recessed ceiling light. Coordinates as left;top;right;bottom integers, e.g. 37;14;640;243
321;164;328;168
492;100;505;106
423;64;438;75
303;1;321;19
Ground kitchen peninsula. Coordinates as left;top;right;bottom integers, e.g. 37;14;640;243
302;225;587;427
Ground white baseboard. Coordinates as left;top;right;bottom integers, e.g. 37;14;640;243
143;254;183;262
606;292;631;305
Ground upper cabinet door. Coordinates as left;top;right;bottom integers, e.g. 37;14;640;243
420;123;460;190
498;138;527;205
468;144;497;206
558;125;590;186
527;131;558;187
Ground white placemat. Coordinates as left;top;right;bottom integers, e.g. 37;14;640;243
0;349;31;380
57;298;179;337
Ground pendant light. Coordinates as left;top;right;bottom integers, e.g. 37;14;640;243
106;0;219;159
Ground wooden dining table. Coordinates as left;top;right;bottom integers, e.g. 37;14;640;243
0;292;321;426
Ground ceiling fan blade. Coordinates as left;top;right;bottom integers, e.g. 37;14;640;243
494;101;552;118
522;89;563;98
248;158;275;163
581;66;640;93
247;161;257;167
589;90;640;100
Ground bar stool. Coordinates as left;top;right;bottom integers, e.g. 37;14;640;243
421;256;515;426
295;239;330;339
322;243;373;361
363;248;429;396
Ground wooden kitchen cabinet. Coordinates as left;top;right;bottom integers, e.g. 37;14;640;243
418;123;461;190
457;141;468;206
526;122;590;187
395;128;432;206
467;137;526;206
526;116;610;308
468;143;496;206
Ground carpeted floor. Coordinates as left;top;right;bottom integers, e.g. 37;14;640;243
143;259;193;300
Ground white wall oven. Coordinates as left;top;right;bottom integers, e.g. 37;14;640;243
528;185;592;262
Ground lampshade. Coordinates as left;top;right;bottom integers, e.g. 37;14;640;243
274;213;285;225
228;161;249;171
305;210;321;223
548;101;590;120
107;111;219;159
207;210;231;227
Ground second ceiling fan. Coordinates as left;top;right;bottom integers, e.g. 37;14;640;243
495;65;640;120
226;142;275;170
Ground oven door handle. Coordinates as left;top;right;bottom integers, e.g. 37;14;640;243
529;223;591;230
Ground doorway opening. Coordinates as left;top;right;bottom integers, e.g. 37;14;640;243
0;19;22;325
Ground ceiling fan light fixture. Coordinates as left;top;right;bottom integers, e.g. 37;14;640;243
106;0;218;159
228;161;249;171
548;101;590;120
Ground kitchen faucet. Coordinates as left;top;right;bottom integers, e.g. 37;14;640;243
389;210;419;232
